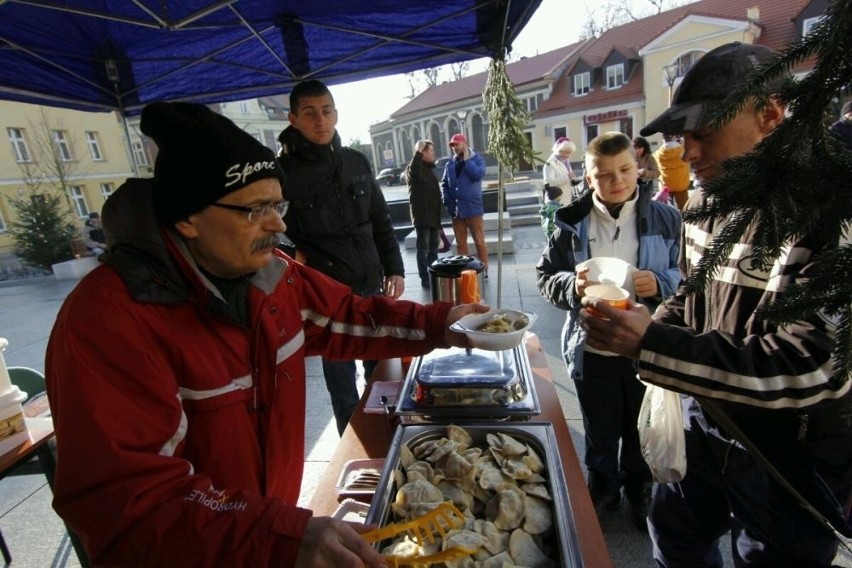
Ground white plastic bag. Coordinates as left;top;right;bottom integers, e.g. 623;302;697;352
638;382;687;483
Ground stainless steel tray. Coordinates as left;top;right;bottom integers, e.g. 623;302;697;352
367;423;584;567
395;343;540;420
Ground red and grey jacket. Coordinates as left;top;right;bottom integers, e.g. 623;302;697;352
45;181;451;566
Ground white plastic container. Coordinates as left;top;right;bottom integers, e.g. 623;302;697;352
576;257;631;287
0;386;29;454
449;309;538;351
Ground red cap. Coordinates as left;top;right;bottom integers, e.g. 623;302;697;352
449;133;467;147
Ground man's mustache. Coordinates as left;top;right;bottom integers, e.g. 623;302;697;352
251;234;280;252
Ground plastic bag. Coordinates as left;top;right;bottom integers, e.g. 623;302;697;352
638;382;687;483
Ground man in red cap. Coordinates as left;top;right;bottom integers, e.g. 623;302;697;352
441;133;489;276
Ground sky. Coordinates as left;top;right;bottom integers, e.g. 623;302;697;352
328;0;588;144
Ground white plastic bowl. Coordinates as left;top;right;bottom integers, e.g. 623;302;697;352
576;257;630;286
449;309;538;351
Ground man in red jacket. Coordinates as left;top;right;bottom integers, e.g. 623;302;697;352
46;102;486;567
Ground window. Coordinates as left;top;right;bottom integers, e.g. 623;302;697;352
586;124;599;146
86;131;103;160
528;96;538;112
0;208;5;233
52;130;72;161
239;101;249;113
70;185;90;217
619;116;634;139
131;140;148;167
100;183;114;200
573;72;591;96
553;127;567;141
803;16;824;36
7;128;31;162
606;64;625;89
674;51;703;78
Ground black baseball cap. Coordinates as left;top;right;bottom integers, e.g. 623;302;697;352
641;42;780;137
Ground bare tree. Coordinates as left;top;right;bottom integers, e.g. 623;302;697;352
405;62;472;98
404;71;420;100
449;61;469;81
20;107;89;213
422;67;440;87
580;0;689;38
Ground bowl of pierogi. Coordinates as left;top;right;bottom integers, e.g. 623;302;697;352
450;309;537;351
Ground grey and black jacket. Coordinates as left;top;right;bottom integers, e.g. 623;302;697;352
640;189;852;494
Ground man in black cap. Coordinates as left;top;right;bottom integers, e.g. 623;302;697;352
581;43;851;566
277;79;406;436
45;102;485;567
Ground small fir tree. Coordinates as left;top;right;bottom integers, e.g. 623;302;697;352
7;189;78;271
683;0;852;382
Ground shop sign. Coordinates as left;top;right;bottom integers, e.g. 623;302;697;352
584;109;628;125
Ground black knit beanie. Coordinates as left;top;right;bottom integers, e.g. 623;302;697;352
140;102;285;225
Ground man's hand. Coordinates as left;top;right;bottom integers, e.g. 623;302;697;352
463;148;471;160
384;275;405;299
295;517;387;567
579;297;652;358
632;270;659;298
444;303;491;347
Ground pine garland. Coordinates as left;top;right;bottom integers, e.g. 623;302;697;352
483;57;536;170
682;0;852;381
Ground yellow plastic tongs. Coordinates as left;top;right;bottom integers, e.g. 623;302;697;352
361;502;476;566
382;545;478;567
362;502;466;545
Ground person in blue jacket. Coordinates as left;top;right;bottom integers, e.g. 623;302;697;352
441;133;489;276
537;131;682;529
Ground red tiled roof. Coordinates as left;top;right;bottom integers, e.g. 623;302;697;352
536;0;812;117
390;40;589;119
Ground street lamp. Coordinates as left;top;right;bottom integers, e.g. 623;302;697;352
663;63;680;105
456;109;468;138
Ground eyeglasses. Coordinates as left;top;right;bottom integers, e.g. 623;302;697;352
210;200;289;223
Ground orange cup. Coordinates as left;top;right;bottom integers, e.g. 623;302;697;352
584;284;629;317
460;269;481;304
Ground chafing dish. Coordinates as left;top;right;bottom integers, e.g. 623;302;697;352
395;342;540;421
366;423;584;567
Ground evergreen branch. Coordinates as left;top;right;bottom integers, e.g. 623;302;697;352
683;210;752;294
483;57;538;170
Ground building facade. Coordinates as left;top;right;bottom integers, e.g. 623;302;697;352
373;0;828;173
0;102;134;257
1;96;291;261
370;41;589;174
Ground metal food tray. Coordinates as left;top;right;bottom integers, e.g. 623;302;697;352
366;422;584;567
395;343;541;421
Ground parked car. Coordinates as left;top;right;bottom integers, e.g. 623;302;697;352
435;157;452;172
376;167;404;186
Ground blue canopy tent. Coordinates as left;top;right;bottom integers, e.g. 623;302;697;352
0;0;541;114
1;0;540;307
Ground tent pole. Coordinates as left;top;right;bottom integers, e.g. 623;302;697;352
106;59;139;178
117;103;140;179
496;161;504;308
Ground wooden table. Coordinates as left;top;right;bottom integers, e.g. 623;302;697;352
310;335;612;567
0;401;91;567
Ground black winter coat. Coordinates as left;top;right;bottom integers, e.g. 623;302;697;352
405;152;442;228
277;127;404;294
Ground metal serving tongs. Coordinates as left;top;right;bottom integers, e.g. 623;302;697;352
361;502;476;566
